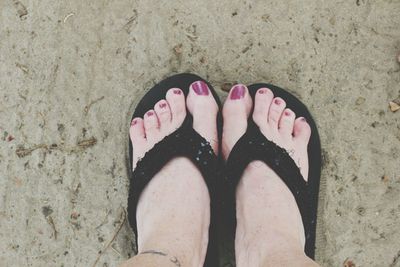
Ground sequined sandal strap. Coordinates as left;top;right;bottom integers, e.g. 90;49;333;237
224;120;313;249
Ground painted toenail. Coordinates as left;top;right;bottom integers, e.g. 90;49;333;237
131;119;137;126
191;81;209;96
284;110;291;116
258;89;266;94
147;111;154;116
173;89;182;95
274;98;281;105
300;117;306;122
159;102;167;108
230;84;246;100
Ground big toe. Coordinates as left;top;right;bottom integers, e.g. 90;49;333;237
186;80;219;154
222;84;252;160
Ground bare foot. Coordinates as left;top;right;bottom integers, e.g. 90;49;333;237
222;85;318;266
129;81;218;267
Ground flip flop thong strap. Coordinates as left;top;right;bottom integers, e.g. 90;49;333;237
127;116;219;234
225;121;314;244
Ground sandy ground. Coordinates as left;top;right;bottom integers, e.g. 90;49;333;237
1;0;400;266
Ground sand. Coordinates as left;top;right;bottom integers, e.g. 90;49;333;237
1;0;400;266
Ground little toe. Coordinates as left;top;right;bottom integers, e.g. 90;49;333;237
253;88;274;127
129;117;146;168
279;108;296;138
293;117;311;143
268;97;286;129
154;99;172;130
130;117;146;143
166;88;187;129
293;117;311;179
143;110;160;141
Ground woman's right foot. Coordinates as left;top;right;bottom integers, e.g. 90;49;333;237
127;82;219;267
222;84;319;266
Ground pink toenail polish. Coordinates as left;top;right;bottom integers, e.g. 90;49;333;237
274;98;281;105
258;89;266;94
173;89;182;95
147;111;154;116
131;119;137;126
284;110;291;116
159;102;167;108
191;81;209;96
230;84;246;100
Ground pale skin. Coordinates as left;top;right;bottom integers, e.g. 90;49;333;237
120;81;321;267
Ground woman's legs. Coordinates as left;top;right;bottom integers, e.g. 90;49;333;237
121;83;219;267
222;85;320;267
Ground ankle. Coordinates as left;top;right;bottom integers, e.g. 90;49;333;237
137;214;208;267
137;244;204;267
236;228;305;263
121;252;184;267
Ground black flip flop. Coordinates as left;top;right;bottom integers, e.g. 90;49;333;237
223;83;321;259
127;73;222;267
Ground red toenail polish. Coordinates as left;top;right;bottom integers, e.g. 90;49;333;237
274;98;281;105
230;84;246;100
147;111;154;116
284;110;291;116
191;81;209;96
173;89;182;95
159;103;167;108
131;119;137;126
258;89;266;94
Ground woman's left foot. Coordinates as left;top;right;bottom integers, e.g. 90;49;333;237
222;85;317;266
128;81;219;267
222;85;310;179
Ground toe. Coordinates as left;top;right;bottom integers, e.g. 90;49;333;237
154;99;172;130
186;81;218;154
130;117;146;143
166;88;186;129
130;117;146;168
293;117;311;143
190;80;210;96
253;88;274;127
222;84;253;160
223;84;253;118
279;108;296;138
268;97;286;129
143;110;160;140
293;117;311;180
187;81;218;111
187;80;219;154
